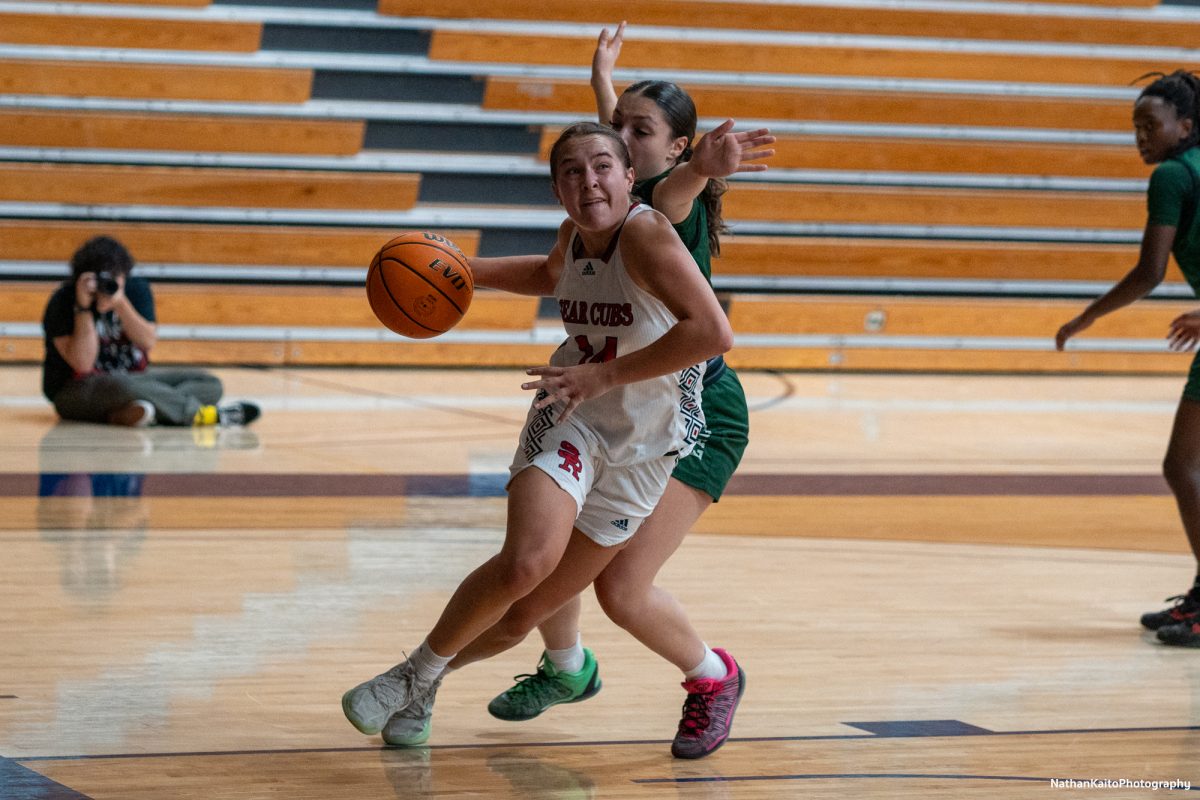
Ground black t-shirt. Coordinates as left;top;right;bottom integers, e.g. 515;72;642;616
41;277;156;400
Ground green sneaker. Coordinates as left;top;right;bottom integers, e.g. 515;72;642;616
487;649;601;721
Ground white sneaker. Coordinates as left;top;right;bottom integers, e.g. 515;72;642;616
382;676;442;746
343;660;423;735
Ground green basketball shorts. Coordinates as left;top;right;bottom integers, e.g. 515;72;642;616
671;366;749;502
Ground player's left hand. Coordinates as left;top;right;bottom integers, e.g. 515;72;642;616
1168;310;1200;351
523;363;613;424
689;119;776;178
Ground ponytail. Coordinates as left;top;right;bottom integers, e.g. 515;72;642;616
677;146;730;257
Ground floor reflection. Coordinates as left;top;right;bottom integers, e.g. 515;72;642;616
37;426;152;602
486;751;597;800
378;747;599;800
35;422;260;601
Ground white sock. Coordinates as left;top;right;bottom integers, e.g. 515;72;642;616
683;645;726;681
409;639;454;684
544;633;586;674
133;400;156;427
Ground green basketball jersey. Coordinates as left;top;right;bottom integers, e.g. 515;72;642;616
634;168;712;284
1148;145;1200;295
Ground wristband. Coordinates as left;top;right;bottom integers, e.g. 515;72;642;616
73;303;91;315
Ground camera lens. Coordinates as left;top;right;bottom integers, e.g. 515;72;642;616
97;272;119;295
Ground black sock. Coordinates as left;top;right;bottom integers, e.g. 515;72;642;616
1189;573;1200;600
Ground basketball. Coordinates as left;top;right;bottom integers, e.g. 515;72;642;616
366;232;474;339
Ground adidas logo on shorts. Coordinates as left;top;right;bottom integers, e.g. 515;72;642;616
610;518;629;531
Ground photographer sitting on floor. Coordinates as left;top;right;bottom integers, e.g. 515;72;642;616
41;235;259;428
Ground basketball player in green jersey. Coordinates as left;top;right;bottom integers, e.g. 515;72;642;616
1058;70;1200;648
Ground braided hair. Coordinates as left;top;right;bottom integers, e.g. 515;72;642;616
1137;70;1200;155
623;80;729;256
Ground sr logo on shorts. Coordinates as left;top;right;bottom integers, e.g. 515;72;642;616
557;440;583;480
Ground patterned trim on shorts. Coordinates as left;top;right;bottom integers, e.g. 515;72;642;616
521;390;558;462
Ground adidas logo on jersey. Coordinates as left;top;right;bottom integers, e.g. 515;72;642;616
581;261;596;276
610;518;629;531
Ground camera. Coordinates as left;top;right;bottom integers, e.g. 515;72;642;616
96;271;119;296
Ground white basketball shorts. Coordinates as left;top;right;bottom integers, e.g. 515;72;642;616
508;397;675;547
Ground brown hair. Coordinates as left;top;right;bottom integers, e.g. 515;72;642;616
623;80;729;256
549;121;632;181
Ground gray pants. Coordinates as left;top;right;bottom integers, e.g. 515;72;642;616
53;367;223;426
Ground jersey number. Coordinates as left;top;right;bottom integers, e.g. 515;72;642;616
575;335;618;364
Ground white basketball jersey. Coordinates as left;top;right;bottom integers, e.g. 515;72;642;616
548;203;705;465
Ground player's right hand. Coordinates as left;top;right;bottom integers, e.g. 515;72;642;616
75;272;97;309
1168;310;1200;351
592;21;625;85
1055;315;1092;351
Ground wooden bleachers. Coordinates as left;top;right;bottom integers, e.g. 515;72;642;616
428;29;1200;86
729;295;1186;339
0;220;1163;290
2;0;1196;374
0;221;480;268
5;160;1143;229
1;283;536;330
536;129;1144;179
0;163;420;211
21;0;210;5
762;136;1143;179
721;184;1144;229
0;282;542;366
485;77;1134;132
0;11;259;52
0;109;364;155
381;0;1174;38
717;237;1152;285
724;294;1192;373
0;59;312;103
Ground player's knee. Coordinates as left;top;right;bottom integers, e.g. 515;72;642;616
494;605;541;642
594;576;643;630
488;615;531;648
1163;452;1200;491
496;550;558;597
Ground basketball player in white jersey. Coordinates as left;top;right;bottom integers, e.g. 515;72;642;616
342;122;734;748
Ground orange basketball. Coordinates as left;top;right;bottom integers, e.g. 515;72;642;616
366;232;474;339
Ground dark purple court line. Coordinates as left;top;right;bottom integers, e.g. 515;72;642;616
726;473;1171;496
0;472;1173;498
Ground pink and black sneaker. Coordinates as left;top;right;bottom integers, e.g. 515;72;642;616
670;648;745;759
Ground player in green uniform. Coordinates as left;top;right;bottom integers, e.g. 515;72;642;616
1057;70;1200;648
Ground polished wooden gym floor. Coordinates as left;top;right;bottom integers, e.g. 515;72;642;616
1;364;1197;799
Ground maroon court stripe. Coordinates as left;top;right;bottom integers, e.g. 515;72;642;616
0;473;1172;497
